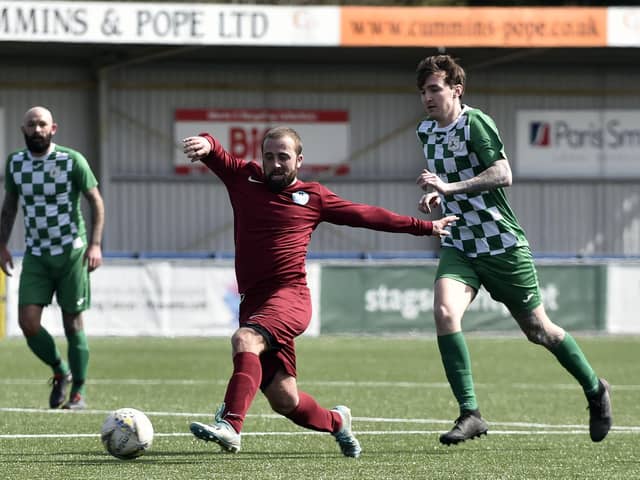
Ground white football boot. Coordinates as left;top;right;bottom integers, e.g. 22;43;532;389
190;403;241;453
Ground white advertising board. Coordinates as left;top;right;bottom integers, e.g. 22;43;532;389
516;110;640;178
5;259;321;337
0;1;340;46
607;7;640;47
606;264;640;334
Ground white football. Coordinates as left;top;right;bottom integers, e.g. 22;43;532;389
101;408;154;460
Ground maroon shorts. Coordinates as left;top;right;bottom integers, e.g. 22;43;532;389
239;285;311;390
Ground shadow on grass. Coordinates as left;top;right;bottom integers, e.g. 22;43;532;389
0;449;358;465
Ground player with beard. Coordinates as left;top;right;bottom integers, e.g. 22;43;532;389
0;106;104;410
183;127;458;457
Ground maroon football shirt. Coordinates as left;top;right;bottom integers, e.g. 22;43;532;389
201;134;433;294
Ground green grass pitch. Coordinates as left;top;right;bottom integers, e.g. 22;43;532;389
1;335;638;479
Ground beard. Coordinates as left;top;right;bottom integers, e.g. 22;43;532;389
266;170;296;193
24;132;52;155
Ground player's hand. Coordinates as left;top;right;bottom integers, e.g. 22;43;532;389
0;244;14;276
418;192;441;214
83;243;103;272
416;169;449;194
431;215;458;237
183;136;211;162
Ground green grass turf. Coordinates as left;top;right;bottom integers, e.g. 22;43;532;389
0;335;638;479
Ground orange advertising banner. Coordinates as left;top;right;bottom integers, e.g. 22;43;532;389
341;7;607;47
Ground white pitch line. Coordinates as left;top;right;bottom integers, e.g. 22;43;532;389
1;429;639;440
1;407;639;433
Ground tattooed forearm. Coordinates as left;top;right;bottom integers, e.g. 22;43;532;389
448;159;512;195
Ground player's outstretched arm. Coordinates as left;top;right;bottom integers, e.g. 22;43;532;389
431;215;458;237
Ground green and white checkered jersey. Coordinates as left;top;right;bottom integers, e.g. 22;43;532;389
416;105;528;257
4;144;98;256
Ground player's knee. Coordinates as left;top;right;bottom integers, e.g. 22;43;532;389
18;305;43;336
62;312;83;335
19;321;39;337
231;327;266;353
18;316;40;337
433;304;458;330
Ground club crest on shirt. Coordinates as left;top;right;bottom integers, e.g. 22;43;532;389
48;166;61;178
447;136;462;152
292;191;309;206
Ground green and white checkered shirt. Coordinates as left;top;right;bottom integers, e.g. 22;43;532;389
5;144;98;256
416;105;528;257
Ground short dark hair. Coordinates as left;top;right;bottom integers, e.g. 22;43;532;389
416;55;466;91
261;126;303;155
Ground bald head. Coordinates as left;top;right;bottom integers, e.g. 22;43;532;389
23;106;53;127
22;106;57;155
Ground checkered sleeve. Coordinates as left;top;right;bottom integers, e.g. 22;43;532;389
416;107;527;257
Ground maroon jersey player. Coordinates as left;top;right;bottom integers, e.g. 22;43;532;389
183;126;457;457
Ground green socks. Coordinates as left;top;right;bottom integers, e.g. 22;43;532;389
67;330;90;396
437;331;599;412
26;327;69;375
26;327;89;396
550;333;600;397
437;332;478;412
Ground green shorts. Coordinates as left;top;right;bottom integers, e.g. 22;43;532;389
19;246;91;313
436;246;542;316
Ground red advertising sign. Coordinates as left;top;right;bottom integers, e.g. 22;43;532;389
174;108;350;176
